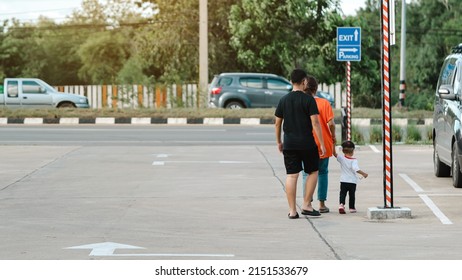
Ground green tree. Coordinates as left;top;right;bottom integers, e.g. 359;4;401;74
117;55;152;84
70;0;146;84
33;17;88;85
399;0;462;109
208;0;245;76
69;0;109;26
228;0;339;77
135;0;247;82
304;11;348;85
78;31;132;84
132;0;199;84
348;0;382;108
0;19;41;79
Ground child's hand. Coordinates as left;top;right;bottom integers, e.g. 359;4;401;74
358;171;368;179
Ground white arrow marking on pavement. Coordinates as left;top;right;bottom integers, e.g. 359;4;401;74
66;242;145;256
339;48;358;52
65;242;234;257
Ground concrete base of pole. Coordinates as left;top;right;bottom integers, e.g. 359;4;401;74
367;207;412;220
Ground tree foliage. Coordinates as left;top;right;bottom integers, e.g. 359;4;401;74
228;0;338;77
208;0;243;75
78;31;132;84
326;0;462;109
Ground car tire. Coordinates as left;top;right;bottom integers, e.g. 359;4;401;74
434;143;450;177
58;102;76;108
452;144;462;188
225;101;244;109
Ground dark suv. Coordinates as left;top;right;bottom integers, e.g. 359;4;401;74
208;73;292;109
433;44;462;188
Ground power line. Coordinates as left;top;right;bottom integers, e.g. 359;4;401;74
4;21;462;38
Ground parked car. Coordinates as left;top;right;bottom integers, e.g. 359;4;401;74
208;72;335;109
0;78;89;109
208;73;292;109
433;43;462;188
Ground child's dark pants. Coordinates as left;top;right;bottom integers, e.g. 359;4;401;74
339;182;357;209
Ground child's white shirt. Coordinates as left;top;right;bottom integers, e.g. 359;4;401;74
336;154;361;184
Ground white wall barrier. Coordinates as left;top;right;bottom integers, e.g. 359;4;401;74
319;82;343;109
56;82;340;109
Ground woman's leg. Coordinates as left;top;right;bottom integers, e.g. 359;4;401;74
317;158;329;208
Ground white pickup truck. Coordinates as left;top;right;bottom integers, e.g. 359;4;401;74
0;78;89;108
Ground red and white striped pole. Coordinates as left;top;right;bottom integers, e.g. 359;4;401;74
346;61;351;141
382;0;393;208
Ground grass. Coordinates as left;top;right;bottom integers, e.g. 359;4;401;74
348;107;433;119
0;108;275;118
0;107;433;119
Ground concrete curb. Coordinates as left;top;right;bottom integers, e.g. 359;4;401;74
0;117;276;125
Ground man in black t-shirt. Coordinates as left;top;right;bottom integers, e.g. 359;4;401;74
275;69;326;219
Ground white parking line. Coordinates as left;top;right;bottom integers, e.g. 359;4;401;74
419;195;453;225
155;154;169;158
369;145;381;153
246;132;273;135
399;173;425;193
173;141;274;144
399;173;453;225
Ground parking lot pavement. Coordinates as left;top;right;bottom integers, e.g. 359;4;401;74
301;144;462;259
0;144;461;260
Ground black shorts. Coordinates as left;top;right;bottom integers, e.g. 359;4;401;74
283;148;319;174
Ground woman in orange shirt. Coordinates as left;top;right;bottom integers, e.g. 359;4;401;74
302;75;336;213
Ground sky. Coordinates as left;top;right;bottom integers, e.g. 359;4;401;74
0;0;367;23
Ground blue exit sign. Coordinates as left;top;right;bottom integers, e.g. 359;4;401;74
337;27;361;61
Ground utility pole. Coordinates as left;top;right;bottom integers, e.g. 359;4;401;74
399;0;406;107
199;0;208;108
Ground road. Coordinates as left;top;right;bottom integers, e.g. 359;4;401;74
0;125;461;260
0;125;275;146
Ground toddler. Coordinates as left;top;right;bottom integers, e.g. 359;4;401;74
333;140;368;214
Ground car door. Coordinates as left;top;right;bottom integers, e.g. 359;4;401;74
438;58;458;162
238;77;265;107
452;61;462;155
20;80;53;108
265;77;292;107
4;80;21;108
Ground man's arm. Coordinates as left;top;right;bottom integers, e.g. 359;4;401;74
275;116;283;153
311;114;326;157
